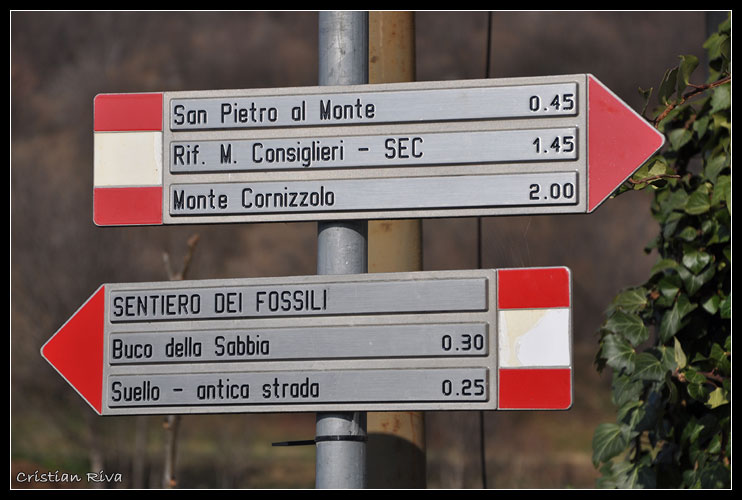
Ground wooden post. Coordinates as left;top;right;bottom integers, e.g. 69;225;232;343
367;11;426;489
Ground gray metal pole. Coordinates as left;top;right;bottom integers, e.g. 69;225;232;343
315;11;369;489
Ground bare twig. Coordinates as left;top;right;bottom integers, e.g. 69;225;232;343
653;76;730;126
699;370;725;387
628;174;681;185
163;234;201;281
161;234;200;489
162;414;182;488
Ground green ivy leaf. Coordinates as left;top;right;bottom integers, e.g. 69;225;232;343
687;381;709;402
630;158;672;190
634;352;666;381
707;434;722;455
678;263;715;297
611;287;649;313
658;67;679;105
701;218;718;239
683;367;709;403
680;416;704;445
605;311;649;345
662;211;685;239
706;388;728;409
709;83;731;113
693;114;710;139
682;248;712;274
701;294;720;314
638;86;653;116
711;111;731;132
658;345;678;373
706;219;730;245
676;293;698;320
654;189;688;219
710;175;730;211
677;226;698;242
674;338;687;370
704;153;727;183
719;293;731;319
704;31;729;65
648;159;670;177
592;423;630;466
659;294;697;343
658;274;681;299
685;184;711;215
596;463;620;489
650;258;679;277
611;455;657;489
668;128;693;150
677;55;699;96
612;373;644;407
601;334;636;373
709;343;730;375
629;162;651;185
617;399;644;431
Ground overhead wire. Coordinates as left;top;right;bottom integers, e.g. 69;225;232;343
477;10;493;490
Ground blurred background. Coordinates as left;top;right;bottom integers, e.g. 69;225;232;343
11;11;716;488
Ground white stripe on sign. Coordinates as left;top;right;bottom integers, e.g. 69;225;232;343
497;308;570;368
94;131;162;187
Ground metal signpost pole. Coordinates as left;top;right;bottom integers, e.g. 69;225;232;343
315;11;369;489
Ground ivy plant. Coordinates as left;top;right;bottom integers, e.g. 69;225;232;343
592;15;730;488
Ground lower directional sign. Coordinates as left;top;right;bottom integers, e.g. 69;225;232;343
41;267;573;415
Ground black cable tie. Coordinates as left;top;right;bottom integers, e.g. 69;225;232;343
272;433;369;447
272;439;317;447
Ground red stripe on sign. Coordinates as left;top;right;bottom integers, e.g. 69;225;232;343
41;286;105;414
498;368;572;410
497;267;570;309
94;93;163;131
93;186;163;226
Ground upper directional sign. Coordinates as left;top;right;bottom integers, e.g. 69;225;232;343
41;268;572;415
93;74;664;225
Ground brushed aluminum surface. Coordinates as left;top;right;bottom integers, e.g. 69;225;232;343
169;128;578;173
108;322;489;364
108;276;487;322
106;368;490;409
168;172;579;218
168;82;577;131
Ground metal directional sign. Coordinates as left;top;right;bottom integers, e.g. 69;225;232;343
93;74;664;225
41;267;573;415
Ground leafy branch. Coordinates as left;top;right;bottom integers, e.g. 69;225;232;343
653;76;730;125
592;14;730;489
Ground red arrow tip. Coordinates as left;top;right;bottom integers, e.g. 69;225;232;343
587;75;665;212
41;286;105;414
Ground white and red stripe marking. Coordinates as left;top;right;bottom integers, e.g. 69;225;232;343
93;93;164;225
497;267;572;410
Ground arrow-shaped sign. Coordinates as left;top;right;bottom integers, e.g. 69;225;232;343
93;74;664;226
42;268;573;415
